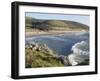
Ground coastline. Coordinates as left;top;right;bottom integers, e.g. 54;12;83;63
25;30;88;37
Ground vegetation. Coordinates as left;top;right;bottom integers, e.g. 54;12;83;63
25;16;33;27
25;16;89;31
25;43;64;68
25;16;89;67
25;43;89;68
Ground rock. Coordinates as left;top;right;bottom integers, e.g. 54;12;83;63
58;55;71;66
25;43;54;54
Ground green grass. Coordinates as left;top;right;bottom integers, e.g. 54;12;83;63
25;45;64;68
25;16;89;31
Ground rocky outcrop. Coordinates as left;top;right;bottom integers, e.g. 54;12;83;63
26;43;54;54
58;55;71;66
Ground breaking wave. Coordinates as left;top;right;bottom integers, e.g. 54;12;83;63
68;40;89;65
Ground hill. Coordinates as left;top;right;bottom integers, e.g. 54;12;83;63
25;43;70;68
25;16;89;31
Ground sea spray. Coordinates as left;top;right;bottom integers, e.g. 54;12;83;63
68;41;89;65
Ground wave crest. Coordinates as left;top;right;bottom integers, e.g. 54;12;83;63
68;41;89;65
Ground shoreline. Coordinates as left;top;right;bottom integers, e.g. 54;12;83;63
25;30;88;37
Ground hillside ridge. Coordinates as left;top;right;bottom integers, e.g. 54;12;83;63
25;16;89;31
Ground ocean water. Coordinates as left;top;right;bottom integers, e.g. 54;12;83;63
25;32;89;56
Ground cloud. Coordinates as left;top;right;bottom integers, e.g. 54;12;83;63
68;41;89;66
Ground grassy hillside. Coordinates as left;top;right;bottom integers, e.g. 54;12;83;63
25;43;89;68
25;43;64;68
25;16;89;31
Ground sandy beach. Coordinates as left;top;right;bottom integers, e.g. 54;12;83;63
25;29;87;37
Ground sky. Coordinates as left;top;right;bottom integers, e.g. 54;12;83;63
25;12;90;26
